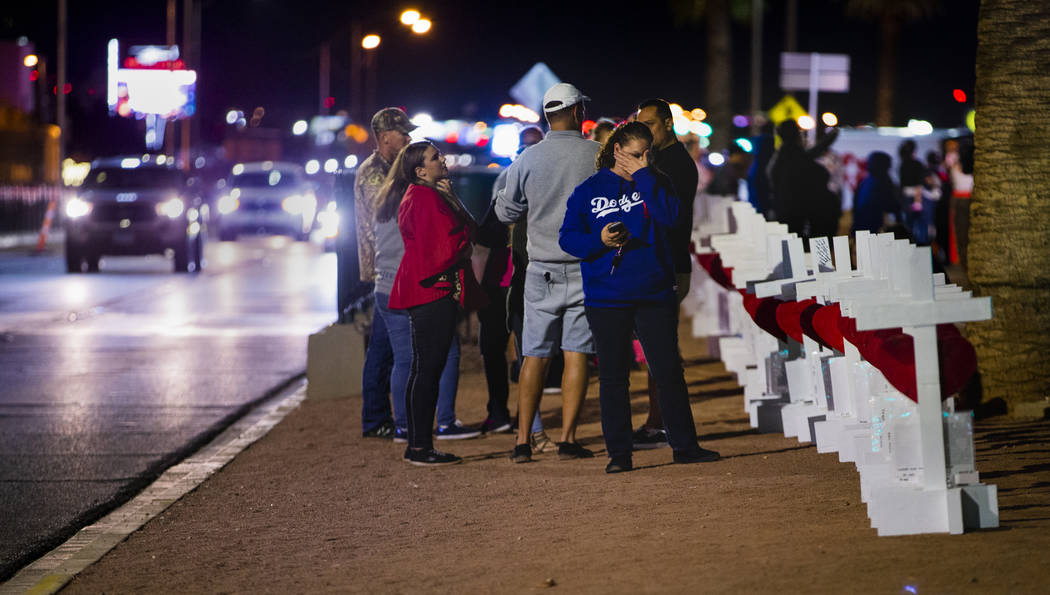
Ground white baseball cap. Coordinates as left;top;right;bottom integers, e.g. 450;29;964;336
542;83;590;113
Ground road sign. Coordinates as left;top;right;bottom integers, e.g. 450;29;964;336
779;52;850;144
780;52;850;92
768;95;809;126
510;62;561;115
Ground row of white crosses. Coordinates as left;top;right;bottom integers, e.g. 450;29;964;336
691;199;999;536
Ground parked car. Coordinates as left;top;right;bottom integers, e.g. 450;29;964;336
64;156;206;273
214;161;316;241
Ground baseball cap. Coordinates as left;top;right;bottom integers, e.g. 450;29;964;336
542;83;590;113
370;107;414;135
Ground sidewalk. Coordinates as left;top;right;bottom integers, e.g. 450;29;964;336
61;318;1050;593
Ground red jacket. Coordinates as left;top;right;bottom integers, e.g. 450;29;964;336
388;184;486;311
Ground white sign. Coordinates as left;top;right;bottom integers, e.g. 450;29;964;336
780;52;851;93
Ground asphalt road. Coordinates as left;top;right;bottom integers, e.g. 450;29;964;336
0;237;336;580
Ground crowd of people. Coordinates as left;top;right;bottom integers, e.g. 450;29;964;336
349;82;975;470
352;84;720;472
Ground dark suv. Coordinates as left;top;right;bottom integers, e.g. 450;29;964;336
64;156;206;273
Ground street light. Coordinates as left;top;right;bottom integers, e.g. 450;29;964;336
411;18;431;34
400;9;421;25
361;34;381;50
24;54;38;68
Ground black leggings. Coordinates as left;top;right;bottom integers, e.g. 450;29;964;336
585;301;699;460
406;296;459;450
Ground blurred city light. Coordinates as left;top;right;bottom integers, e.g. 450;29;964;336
65;197;92;219
400;9;421;25
305;160;320;175
690;108;707;121
217;194;239;215
953;89;967;103
292;120;308;135
324;158;339;173
156;155;168;165
61;159;91;187
708;153;726;166
361;35;381;50
966;109;976;132
499;104;540;123
194;156;206;168
411;19;432;34
695;122;713;137
344;155;359;169
23;54;38;68
797;115;816;130
491;123;521;157
232;163;245;175
734;138;753;152
822;112;838;127
120;157;141;169
907;119;934;135
226;110;240;125
458;154;474;167
411;113;433;127
673;119;690;135
156;197;185;219
669;103;683;116
732;115;749;128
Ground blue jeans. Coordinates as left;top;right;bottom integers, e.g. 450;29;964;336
375;292;459;429
361;300;394;433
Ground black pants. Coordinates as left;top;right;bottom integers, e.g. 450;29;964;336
585;301;699;461
478;284;510;424
406;296;459;450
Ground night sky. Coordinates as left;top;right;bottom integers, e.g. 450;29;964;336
4;0;979;156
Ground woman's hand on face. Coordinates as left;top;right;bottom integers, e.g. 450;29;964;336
601;223;629;247
614;145;649;176
435;179;453;196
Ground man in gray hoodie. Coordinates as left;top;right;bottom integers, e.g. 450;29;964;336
495;83;600;463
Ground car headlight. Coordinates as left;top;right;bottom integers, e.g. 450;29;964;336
217;194;239;215
282;194;304;214
65;197;92;219
316;208;340;238
156;197;185;219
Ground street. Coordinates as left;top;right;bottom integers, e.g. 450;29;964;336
0;237;336;579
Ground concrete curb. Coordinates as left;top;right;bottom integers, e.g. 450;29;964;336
0;379;307;595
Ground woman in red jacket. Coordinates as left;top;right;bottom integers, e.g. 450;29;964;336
375;141;485;466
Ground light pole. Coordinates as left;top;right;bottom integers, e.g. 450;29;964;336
349;9;432;123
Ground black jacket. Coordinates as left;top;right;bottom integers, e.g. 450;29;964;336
651;141;698;274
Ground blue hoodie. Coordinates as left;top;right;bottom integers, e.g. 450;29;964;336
559;167;678;307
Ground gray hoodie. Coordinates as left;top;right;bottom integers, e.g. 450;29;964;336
373;216;404;297
494;130;599;263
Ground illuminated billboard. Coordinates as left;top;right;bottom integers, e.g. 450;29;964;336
107;39;196;120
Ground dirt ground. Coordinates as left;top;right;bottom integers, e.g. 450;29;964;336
65;317;1050;594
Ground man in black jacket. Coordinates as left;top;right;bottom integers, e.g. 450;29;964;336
633;98;702;449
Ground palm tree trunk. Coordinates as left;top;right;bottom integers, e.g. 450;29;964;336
706;0;733;151
969;0;1050;416
875;13;899;126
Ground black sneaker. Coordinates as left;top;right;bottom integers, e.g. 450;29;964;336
673;446;721;464
402;447;461;466
557;442;594;460
363;420;395;439
479;417;513;434
632;426;669;450
510;443;532;463
605;457;633;474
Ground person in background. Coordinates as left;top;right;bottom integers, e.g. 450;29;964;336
631;98;700;449
495;83;600;464
560;122;720;473
947;139;975;271
746;119;776;217
353;107;412;439
927;149;951;265
898;139;934;245
589;118;617;146
851;151;898;234
768;120;840;244
477;126;544;440
376;141;485;465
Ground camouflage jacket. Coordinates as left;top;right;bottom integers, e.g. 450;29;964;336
353;150;392;282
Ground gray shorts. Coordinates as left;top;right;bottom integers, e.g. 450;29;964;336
522;261;594;357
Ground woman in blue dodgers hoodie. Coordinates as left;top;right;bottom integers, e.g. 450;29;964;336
559;122;720;473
